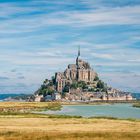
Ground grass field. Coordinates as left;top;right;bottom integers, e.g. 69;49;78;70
0;117;140;140
0;102;61;115
133;102;140;108
0;102;140;140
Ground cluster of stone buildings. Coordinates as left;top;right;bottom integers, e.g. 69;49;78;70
34;48;133;102
34;93;61;102
34;89;132;102
55;48;97;92
64;87;133;102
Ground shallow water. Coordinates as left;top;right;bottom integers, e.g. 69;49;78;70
41;103;140;119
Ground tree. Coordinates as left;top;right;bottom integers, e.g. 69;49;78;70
82;84;88;90
47;89;54;95
38;88;47;96
41;84;46;90
102;83;108;92
88;88;95;92
42;89;47;96
48;81;53;86
78;81;87;89
97;80;104;89
94;75;99;81
63;85;69;93
63;83;70;92
51;76;56;85
70;82;77;89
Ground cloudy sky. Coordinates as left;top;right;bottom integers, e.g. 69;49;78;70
0;0;140;94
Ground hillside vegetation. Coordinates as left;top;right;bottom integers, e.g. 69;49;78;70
36;75;107;97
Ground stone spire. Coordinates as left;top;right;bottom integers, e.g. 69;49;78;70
76;46;80;80
76;46;80;65
78;45;80;57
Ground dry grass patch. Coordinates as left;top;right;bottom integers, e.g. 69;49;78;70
0;118;140;140
0;131;140;140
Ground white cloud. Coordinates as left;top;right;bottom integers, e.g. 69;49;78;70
128;59;140;62
91;52;114;59
0;5;140;34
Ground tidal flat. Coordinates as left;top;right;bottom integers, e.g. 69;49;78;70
43;103;140;119
0;102;140;140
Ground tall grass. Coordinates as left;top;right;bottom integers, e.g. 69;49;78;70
0;131;140;140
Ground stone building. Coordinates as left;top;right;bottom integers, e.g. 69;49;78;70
34;95;44;102
55;48;97;92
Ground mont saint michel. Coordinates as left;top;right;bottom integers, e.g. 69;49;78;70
34;48;133;102
1;1;140;140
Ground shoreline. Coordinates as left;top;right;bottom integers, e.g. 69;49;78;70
60;100;139;105
0;101;139;119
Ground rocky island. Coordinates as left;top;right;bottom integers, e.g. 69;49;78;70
34;48;133;102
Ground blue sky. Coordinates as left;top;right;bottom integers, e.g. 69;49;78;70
0;0;140;94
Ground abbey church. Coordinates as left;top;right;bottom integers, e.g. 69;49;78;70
55;48;97;92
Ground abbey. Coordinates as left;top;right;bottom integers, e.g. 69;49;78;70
55;48;97;92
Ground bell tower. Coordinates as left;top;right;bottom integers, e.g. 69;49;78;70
76;46;80;81
78;45;80;57
76;46;80;65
